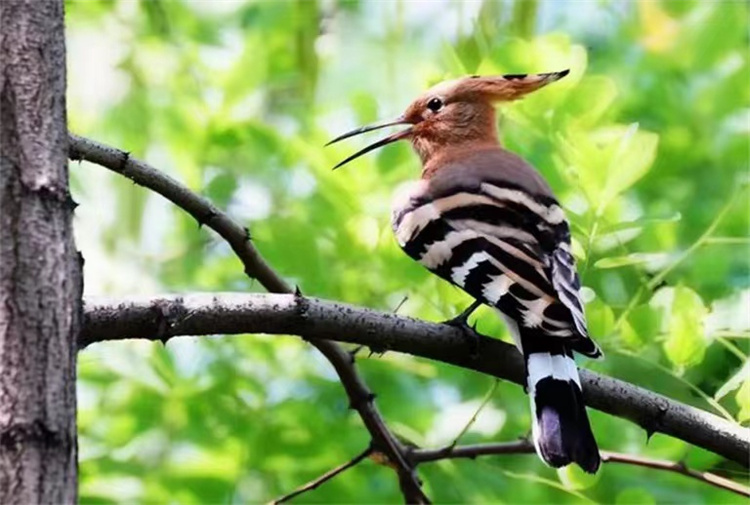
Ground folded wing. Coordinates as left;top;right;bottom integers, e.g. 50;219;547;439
392;158;600;358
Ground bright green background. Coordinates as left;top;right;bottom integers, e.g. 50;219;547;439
68;1;749;503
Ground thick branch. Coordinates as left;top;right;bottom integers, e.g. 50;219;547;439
81;293;750;467
68;134;428;504
1;1;79;503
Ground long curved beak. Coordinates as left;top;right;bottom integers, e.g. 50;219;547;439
326;117;413;170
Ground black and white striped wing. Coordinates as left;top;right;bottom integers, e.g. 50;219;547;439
392;179;600;358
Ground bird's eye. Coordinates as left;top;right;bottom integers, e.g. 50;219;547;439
427;97;444;113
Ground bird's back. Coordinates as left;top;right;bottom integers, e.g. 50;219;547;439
424;146;556;201
392;145;600;358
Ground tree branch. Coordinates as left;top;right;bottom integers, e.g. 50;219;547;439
411;440;750;498
269;438;749;502
270;446;373;504
68;134;429;504
81;293;750;468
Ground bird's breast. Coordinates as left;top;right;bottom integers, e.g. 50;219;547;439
390;179;431;247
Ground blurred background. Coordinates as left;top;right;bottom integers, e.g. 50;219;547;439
68;1;749;503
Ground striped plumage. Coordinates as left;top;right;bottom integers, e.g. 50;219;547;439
392;146;601;472
329;70;602;473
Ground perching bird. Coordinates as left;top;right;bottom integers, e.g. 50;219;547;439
327;70;602;473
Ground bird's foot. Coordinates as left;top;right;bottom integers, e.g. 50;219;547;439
442;300;483;359
442;300;482;327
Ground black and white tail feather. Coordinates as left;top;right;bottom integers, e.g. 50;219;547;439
392;147;603;473
521;332;600;473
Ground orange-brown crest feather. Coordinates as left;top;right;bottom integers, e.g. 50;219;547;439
327;70;569;170
447;70;570;102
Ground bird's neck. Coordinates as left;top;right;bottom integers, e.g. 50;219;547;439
418;137;501;179
411;105;501;178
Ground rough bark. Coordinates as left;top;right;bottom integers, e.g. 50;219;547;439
82;293;750;467
0;0;80;503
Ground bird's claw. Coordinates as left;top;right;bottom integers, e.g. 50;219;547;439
442;299;482;328
442;300;483;359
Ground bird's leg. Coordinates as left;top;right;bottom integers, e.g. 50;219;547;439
442;300;483;358
442;299;482;327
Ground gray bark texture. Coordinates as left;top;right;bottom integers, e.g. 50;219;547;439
0;0;80;503
82;293;750;468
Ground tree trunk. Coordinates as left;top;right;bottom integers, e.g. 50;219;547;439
0;0;80;503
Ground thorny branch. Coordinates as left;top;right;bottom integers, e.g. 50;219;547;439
81;293;750;468
270;446;374;504
266;439;748;502
411;440;750;498
68;134;429;504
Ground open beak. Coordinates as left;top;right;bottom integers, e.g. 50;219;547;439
326;117;413;170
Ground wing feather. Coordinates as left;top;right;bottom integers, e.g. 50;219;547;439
392;174;601;358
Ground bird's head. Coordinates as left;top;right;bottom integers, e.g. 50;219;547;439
328;70;568;169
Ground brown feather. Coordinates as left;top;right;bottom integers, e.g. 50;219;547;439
423;146;556;200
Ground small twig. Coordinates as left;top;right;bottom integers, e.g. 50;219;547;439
600;451;750;498
411;440;750;498
646;188;740;291
448;379;499;448
393;294;409;314
412;439;533;463
270;446;373;504
69;134;429;504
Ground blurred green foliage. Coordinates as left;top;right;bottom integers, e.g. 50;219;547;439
68;0;749;503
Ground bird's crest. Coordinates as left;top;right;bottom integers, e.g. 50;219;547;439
327;70;569;169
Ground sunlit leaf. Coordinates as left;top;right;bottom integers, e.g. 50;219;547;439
599;212;682;234
594;252;671;269
557;465;600;491
653;286;710;371
621;304;662;349
585;297;615;338
737;379;750;423
715;361;750;401
600;124;659;205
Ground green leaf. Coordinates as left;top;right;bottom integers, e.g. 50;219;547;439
599;212;682;234
557;465;600;491
585;297;615;338
655;286;709;371
558;123;658;210
594;252;670;270
571;236;587;261
621;304;662;349
204;172;238;206
616;488;656;505
620;320;641;349
715;361;750;401
737;379;750;423
600;124;659;204
564;75;618;127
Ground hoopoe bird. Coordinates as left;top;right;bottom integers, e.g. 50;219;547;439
328;70;602;473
